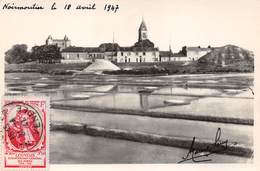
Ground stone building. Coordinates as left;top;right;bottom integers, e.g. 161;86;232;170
61;19;160;63
159;46;212;62
61;44;115;61
159;51;187;62
186;46;212;61
60;19;212;63
46;35;71;50
115;40;160;63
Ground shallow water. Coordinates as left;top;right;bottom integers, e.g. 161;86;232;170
5;72;254;119
51;109;253;146
5;72;254;163
50;131;252;164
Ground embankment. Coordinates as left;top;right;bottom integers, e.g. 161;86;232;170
51;104;254;125
51;121;253;158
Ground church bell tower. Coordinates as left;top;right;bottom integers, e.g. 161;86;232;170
138;18;148;41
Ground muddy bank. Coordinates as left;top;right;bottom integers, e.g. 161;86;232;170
51;121;253;158
51;104;253;125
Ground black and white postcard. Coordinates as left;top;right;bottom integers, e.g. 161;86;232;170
0;0;259;171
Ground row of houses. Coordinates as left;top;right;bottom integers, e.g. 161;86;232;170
160;46;212;62
61;40;160;63
46;19;213;63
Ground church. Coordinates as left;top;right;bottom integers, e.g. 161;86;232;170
60;19;212;63
113;19;160;63
61;19;160;63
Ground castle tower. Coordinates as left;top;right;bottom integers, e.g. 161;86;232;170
138;18;148;41
64;35;69;41
46;35;53;45
63;35;71;48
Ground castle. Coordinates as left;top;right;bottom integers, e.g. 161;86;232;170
49;19;212;63
46;35;71;50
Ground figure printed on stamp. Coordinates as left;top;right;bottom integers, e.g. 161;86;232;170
7;108;41;150
3;101;45;153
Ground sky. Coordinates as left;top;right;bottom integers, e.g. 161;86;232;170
0;0;259;56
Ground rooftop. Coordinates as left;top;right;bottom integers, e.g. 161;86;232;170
139;19;147;31
159;51;187;58
62;40;159;53
186;46;212;51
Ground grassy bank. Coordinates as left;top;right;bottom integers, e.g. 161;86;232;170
5;60;253;75
111;61;254;75
5;62;91;74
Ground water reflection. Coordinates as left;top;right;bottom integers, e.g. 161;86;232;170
117;85;139;93
139;92;149;111
5;72;254;118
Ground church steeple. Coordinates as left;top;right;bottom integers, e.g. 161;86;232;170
138;18;148;41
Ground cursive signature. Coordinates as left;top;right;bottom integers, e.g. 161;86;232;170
178;128;228;163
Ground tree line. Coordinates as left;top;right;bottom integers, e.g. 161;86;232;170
5;44;62;64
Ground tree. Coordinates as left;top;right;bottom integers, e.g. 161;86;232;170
180;46;187;56
31;45;61;63
5;44;30;64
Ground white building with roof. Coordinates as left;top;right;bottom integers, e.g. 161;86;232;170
60;19;213;63
159;46;212;62
61;19;160;63
186;46;212;61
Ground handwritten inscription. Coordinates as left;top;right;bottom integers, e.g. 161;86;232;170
1;2;119;13
2;3;44;10
76;4;96;10
104;4;119;13
178;128;228;163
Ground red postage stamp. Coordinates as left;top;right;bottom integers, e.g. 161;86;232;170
1;96;49;171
